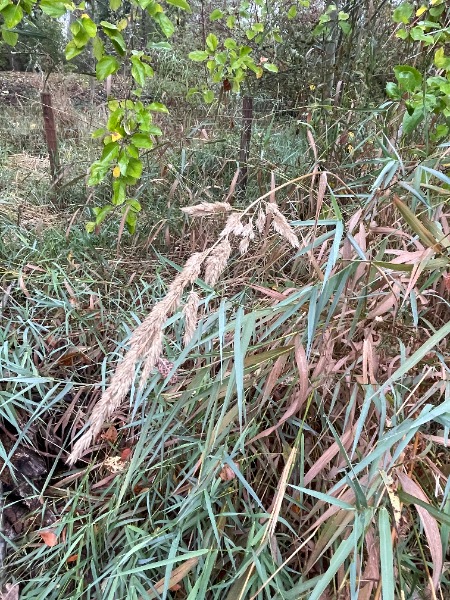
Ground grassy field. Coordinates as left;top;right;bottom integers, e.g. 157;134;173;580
0;70;450;600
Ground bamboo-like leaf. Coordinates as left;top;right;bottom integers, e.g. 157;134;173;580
393;196;443;251
308;513;366;600
379;507;395;600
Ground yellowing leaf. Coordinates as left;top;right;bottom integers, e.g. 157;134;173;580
112;166;121;178
416;5;427;16
111;132;122;141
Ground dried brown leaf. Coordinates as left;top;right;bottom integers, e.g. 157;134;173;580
0;584;20;600
397;472;443;589
248;337;308;443
142;558;199;599
40;530;58;547
304;427;355;485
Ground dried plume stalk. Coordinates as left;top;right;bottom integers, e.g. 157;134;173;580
181;202;233;217
204;238;232;286
67;252;205;466
221;212;244;237
256;208;266;233
238;220;255;255
239;237;250;255
183;290;200;347
266;203;300;248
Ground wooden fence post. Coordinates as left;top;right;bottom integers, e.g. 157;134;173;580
41;92;60;186
237;96;253;197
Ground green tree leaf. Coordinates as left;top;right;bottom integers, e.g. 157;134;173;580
188;50;209;61
402;106;424;135
131;56;146;86
112;179;126;204
166;0;190;11
386;82;401;99
147;41;172;50
338;21;351;35
287;5;297;19
434;47;450;69
394;65;422;92
39;0;68;18
210;9;223;21
125;209;137;233
1;28;18;46
1;3;23;27
131;133;154;148
92;36;104;60
126;158;143;178
88;162;109;185
396;28;409;40
410;26;433;45
147;124;163;135
203;89;214;103
263;63;278;73
392;2;413;24
155;12;175;37
65;40;84;60
102;26;126;55
100;141;120;164
81;16;97;37
127;199;141;211
206;33;218;51
148;102;169;113
224;38;237;50
96;55;120;81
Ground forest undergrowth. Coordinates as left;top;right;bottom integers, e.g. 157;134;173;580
0;71;450;600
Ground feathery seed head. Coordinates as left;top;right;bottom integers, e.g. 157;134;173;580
204;238;232;286
266;203;300;248
183;290;200;347
181;202;233;217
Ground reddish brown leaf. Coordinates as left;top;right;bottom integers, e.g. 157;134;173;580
219;464;236;481
40;530;58;547
443;273;450;292
67;554;78;563
133;484;150;495
101;426;118;443
18;273;31;298
120;447;132;461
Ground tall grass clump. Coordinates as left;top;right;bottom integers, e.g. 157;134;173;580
26;141;444;598
1;70;450;600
